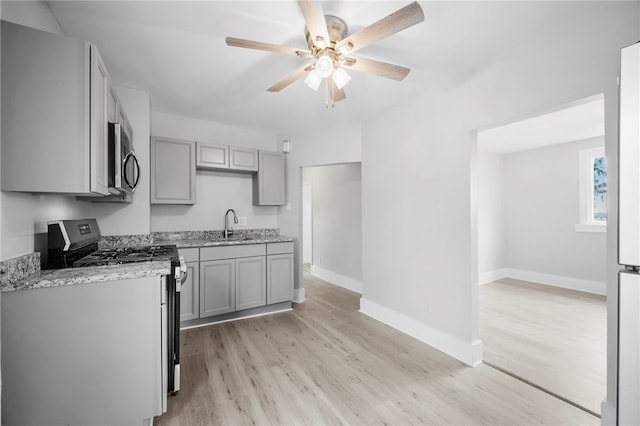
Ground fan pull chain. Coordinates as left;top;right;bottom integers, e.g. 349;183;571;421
324;78;335;108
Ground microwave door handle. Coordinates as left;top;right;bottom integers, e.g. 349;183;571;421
123;151;141;192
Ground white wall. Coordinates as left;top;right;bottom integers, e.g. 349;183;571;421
303;163;362;290
502;138;606;290
477;149;505;282
150;111;278;232
276;124;362;300
360;0;637;384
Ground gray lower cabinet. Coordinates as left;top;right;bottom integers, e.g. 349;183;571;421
181;242;293;325
180;261;199;321
2;276;164;425
267;253;294;304
179;248;199;322
267;242;294;304
236;256;267;310
151;137;196;204
200;259;236;317
253;150;285;206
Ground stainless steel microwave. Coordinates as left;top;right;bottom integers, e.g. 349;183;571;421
108;121;140;194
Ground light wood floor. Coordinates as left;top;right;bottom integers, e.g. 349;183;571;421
479;278;607;416
156;272;598;425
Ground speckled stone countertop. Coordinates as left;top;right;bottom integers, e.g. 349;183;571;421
1;261;171;293
155;235;295;249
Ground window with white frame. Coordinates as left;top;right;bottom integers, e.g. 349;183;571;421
576;146;607;232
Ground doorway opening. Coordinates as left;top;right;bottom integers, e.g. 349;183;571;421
300;162;363;294
475;94;606;417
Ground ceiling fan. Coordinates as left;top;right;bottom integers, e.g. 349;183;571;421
225;0;424;104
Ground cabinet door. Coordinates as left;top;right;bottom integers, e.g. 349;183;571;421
151;137;196;204
89;45;110;195
200;259;235;317
230;147;258;172
179;261;199;322
267;253;294;304
196;142;229;170
108;85;119;123
236;256;266;311
253;151;285;206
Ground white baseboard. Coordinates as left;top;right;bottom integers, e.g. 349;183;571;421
504;268;606;296
478;268;507;285
293;288;306;303
310;265;362;294
359;298;483;367
600;400;616;426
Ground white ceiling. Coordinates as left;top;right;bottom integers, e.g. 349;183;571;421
46;1;607;134
477;97;605;154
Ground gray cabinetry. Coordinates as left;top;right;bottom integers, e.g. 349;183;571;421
151;137;196;204
179;248;199;322
196;143;258;173
253;151;285;206
1;21;110;195
267;242;294;304
200;259;235;317
196;142;229;170
236;256;267;310
230;147;259;172
2;276;164;425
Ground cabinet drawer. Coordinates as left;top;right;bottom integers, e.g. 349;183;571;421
178;247;199;262
267;242;294;255
200;244;266;261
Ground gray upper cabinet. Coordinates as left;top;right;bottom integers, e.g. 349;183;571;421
1;21;110;195
229;147;258;172
253;151;285;206
197;142;258;173
151;137;196;204
196;142;228;170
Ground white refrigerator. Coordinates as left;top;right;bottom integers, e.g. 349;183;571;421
618;40;640;426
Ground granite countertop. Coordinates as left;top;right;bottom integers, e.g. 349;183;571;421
1;261;171;293
154;235;295;249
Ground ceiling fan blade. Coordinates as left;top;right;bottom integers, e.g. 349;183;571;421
298;0;330;48
226;37;311;57
344;56;411;81
267;62;314;92
328;75;346;102
335;2;424;54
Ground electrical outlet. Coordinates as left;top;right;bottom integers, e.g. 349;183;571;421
425;302;431;315
238;217;247;226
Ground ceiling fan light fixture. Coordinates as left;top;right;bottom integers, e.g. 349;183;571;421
304;69;323;91
315;36;326;49
315;55;334;78
333;67;351;89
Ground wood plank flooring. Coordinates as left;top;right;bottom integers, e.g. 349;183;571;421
156;272;598;425
479;278;607;416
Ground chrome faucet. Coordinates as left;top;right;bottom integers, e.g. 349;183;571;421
224;209;238;239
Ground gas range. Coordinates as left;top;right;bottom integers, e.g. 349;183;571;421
73;245;179;267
